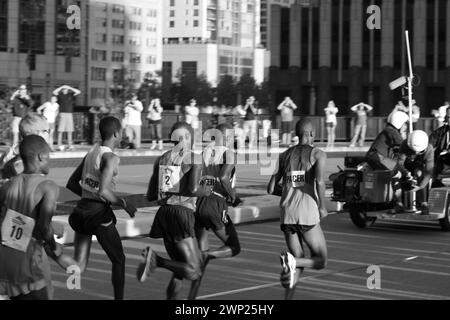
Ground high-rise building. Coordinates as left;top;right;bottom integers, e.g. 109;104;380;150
88;0;163;104
0;0;88;106
268;0;450;116
162;0;265;87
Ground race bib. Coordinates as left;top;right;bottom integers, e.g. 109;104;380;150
159;165;182;194
81;173;100;193
1;209;35;252
199;175;216;196
286;170;306;188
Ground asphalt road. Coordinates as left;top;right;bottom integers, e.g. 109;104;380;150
44;159;450;300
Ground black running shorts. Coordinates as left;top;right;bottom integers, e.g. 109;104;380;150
150;205;196;243
195;194;229;231
69;199;116;236
281;224;315;235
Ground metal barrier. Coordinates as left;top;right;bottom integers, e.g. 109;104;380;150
0;111;443;145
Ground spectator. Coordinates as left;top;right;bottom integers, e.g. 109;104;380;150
53;85;81;150
324;100;338;148
243;96;258;148
147;98;164;150
432;101;449;128
388;101;409;139
37;96;59;150
349;102;373;147
185;98;200;130
9;84;32;146
277;97;298;146
412;100;420;128
124;93;144;149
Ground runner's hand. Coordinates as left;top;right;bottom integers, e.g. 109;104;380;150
232;196;242;207
319;207;328;220
121;198;136;218
221;210;228;224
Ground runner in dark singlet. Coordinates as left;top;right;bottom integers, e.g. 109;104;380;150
187;123;242;299
268;118;328;300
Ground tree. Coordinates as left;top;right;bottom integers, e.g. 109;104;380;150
217;75;237;107
195;73;213;106
138;71;162;106
237;74;257;103
255;80;271;109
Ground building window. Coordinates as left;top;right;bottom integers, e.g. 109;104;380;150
19;0;46;54
147;24;157;32
91;88;106;99
193;20;199;27
170;10;175;17
170;0;175;6
181;61;197;79
91;67;106;81
170;21;175;28
129;21;141;30
96;33;107;43
147;9;157;17
0;0;7;51
112;4;125;13
91;49;107;61
112;34;124;44
96;2;107;12
194;9;199;16
130;53;141;64
129;36;141;46
112;19;125;29
194;0;198;5
55;0;81;57
96;18;107;27
146;55;156;64
146;38;157;47
113;69;124;83
131;7;141;16
111;51;124;62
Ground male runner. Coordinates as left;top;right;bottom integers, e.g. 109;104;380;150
0;135;64;300
66;116;136;300
137;121;212;300
188;122;242;299
267;118;328;300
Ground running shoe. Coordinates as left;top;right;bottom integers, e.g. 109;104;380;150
136;247;157;282
280;251;296;289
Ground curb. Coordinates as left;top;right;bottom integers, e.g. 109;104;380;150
53;194;343;245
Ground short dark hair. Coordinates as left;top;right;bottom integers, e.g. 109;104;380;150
99;116;122;140
19;135;50;166
295;118;314;138
170;121;193;137
216;122;233;134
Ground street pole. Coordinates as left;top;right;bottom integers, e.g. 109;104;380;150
405;30;414;135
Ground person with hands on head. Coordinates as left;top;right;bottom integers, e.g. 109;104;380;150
349;102;373;147
188;122;242;300
9;84;33;146
137;121;212;300
65;116;136;300
278;97;298;146
53;85;80;151
267;118;328;300
0;135;65;300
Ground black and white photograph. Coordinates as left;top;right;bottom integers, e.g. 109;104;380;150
0;0;449;313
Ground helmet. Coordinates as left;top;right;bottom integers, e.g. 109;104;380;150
389;111;409;129
408;130;429;153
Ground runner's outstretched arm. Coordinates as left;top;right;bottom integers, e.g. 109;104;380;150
38;181;62;254
315;150;328;219
66;158;85;197
267;155;283;195
98;153;136;217
146;157;160;202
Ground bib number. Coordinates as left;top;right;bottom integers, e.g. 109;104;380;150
287;171;306;188
199;175;216;196
1;209;35;252
159;165;182;194
81;173;100;193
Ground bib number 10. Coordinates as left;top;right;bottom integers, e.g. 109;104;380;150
10;226;23;240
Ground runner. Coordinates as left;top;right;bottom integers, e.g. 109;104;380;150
188;123;242;299
267;118;328;300
0;135;65;300
137;121;212;300
66;116;137;300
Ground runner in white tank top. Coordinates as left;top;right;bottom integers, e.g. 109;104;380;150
268;118;328;300
137;121;212;300
66;116;136;300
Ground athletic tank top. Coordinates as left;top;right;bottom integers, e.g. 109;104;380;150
201;145;236;198
0;174;51;296
279;145;320;226
80;145;118;202
158;149;197;211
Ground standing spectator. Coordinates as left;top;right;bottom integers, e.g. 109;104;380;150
37;96;59;150
432;101;449;128
9;84;32;146
349;102;373;147
324;100;338;148
277;97;298;146
124;93;144;149
412;100;420;128
185;98;200;130
243;96;258;148
147;98;164;150
53;85;81;150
